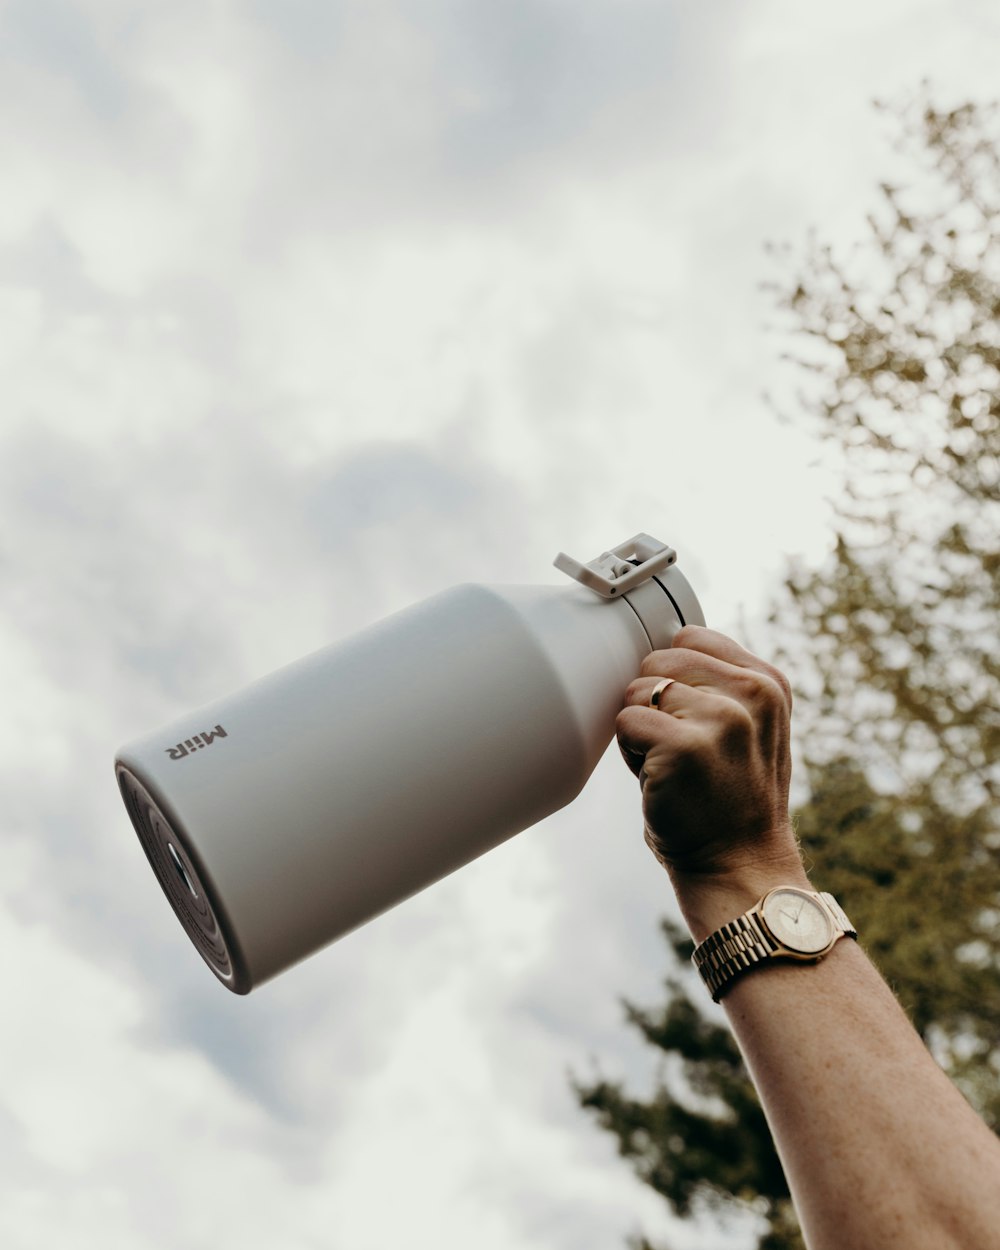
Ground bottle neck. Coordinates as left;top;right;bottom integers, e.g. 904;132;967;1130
623;565;705;650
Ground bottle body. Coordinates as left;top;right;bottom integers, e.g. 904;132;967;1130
116;571;698;992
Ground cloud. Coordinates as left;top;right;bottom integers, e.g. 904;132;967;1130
2;0;133;121
3;2;1000;1248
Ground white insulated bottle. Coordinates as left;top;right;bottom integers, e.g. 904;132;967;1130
115;534;704;993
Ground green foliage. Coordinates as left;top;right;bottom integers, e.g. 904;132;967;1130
576;88;1000;1249
794;760;1000;1129
573;920;799;1247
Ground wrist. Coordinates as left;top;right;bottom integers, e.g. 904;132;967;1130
668;852;811;945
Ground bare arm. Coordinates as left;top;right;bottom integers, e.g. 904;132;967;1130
616;626;1000;1250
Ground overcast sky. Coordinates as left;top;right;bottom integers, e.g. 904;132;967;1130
3;2;1000;1248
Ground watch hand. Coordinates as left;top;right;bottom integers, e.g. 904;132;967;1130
780;909;799;923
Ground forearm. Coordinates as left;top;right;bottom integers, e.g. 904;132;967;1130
617;629;1000;1249
694;895;1000;1250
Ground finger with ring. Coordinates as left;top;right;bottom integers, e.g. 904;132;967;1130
649;677;676;709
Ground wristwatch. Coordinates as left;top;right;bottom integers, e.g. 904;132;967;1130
692;887;856;1002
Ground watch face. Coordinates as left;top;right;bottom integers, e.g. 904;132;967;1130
761;889;834;956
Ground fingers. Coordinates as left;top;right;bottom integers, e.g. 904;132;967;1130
639;626;793;714
622;675;714;719
616;681;750;780
616;703;700;779
616;628;796;879
617;628;792;782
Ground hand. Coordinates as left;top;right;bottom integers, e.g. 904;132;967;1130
616;626;807;936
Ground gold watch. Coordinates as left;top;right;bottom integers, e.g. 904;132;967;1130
692;887;856;1003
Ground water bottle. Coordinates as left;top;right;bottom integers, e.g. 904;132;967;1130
115;534;704;993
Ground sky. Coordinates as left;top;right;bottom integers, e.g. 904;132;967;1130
2;2;999;1248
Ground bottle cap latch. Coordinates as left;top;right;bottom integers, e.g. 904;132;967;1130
553;534;678;599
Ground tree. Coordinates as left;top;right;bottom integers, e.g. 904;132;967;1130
575;88;1000;1250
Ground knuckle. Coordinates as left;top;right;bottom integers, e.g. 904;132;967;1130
771;666;794;709
740;670;772;703
742;669;789;714
723;698;756;736
748;657;793;709
670;726;712;768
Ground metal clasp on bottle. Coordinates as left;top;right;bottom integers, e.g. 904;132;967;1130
553;533;677;599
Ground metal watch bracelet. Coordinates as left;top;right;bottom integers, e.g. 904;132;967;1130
692;891;856;1003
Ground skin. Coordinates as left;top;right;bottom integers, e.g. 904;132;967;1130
616;626;1000;1250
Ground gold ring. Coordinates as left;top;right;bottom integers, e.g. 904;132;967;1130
649;677;675;709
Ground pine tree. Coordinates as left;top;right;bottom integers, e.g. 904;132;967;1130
575;88;1000;1250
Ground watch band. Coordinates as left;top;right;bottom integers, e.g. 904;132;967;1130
820;891;855;938
692;889;856;1003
